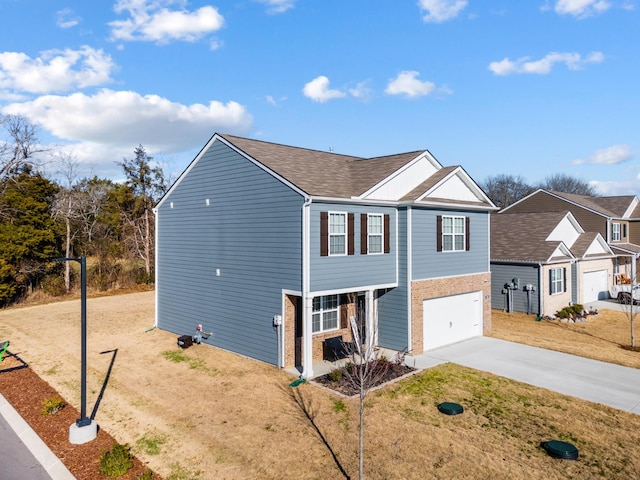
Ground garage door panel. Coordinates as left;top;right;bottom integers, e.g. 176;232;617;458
583;270;608;303
423;291;482;350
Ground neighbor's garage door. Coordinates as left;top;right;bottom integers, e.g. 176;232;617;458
423;291;482;350
583;270;608;303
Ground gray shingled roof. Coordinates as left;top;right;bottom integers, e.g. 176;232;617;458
221;134;423;198
550;191;636;218
491;211;570;263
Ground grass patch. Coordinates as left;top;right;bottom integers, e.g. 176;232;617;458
167;462;202;480
136;432;166;456
40;396;66;415
162;350;221;375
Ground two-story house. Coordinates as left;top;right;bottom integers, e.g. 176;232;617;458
501;189;640;283
154;134;496;377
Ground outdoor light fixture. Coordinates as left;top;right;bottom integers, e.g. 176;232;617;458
53;256;98;444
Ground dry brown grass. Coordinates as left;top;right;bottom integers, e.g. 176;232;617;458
2;294;640;479
491;308;640;369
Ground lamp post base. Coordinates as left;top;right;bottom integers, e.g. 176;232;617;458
69;420;98;444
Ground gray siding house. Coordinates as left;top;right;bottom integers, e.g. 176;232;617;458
155;134;496;377
491;211;615;316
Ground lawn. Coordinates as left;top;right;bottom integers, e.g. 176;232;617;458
1;293;640;479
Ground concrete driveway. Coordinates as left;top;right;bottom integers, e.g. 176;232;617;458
407;336;640;414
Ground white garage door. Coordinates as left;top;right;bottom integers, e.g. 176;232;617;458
583;270;608;303
423;291;483;351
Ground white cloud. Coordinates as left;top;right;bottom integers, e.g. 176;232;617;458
572;144;633;165
2;89;252;158
256;0;296;14
348;81;373;100
302;76;347;103
109;0;224;44
488;51;604;75
418;0;467;23
590;179;640;196
0;47;116;94
57;8;81;29
554;0;611;18
385;71;437;98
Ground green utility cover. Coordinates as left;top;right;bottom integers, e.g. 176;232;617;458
437;402;464;415
541;440;579;460
289;378;306;387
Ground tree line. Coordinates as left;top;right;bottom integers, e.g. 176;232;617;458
0;114;167;306
480;173;598;209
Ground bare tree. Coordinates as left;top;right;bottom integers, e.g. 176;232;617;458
540;173;598;196
480;174;533;209
118;145;167;277
338;293;396;480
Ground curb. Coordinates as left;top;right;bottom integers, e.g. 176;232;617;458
0;393;76;480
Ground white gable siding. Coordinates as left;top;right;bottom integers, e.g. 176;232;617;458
547;216;582;247
425;174;482;202
584;238;610;256
363;155;438;200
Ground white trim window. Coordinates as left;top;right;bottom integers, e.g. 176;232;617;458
550;267;564;295
368;214;383;254
329;212;347;255
312;295;339;333
443;216;465;251
612;223;621;241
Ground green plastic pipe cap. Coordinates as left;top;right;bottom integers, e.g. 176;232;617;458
437;402;464;415
541;440;579;460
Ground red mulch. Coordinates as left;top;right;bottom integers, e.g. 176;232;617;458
0;353;160;480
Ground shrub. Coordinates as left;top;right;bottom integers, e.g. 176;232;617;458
41;396;66;415
328;368;343;382
40;275;66;297
136;469;154;480
99;443;134;477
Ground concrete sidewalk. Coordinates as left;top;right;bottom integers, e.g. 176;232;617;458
406;336;640;414
0;393;76;480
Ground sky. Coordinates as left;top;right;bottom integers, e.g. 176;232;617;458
0;0;638;195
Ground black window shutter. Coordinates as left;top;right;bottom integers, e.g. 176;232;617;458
360;214;368;254
549;270;553;295
563;267;567;292
624;224;628;238
384;214;390;254
465;216;470;251
320;212;328;257
436;215;443;252
348;213;355;255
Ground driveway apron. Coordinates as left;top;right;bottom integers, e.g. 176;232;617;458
409;337;640;414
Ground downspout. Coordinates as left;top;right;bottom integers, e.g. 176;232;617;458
301;196;313;378
406;207;413;352
538;263;544;316
153;207;159;328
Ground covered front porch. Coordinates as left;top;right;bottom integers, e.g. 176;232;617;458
283;288;387;378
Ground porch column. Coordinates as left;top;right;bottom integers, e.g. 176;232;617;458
301;294;314;378
365;289;375;356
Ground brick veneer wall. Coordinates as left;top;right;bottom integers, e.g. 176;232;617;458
283;294;356;368
410;272;492;353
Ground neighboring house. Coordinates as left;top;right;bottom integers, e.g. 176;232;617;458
501;189;640;282
491;211;615;316
154;134;496;377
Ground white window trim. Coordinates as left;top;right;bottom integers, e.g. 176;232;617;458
550;267;564;295
329;211;347;256
312;295;340;334
368;213;383;255
612;222;621;242
442;215;466;252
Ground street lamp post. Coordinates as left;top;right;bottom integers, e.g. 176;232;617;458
53;255;97;443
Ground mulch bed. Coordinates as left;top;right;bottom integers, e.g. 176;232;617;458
0;351;160;480
313;360;416;396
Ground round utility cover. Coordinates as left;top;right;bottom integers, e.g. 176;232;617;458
437;402;464;415
540;440;579;460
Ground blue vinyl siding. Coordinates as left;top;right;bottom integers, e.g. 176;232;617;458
490;263;540;314
156;140;303;365
309;203;397;292
412;209;489;280
377;207;409;351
